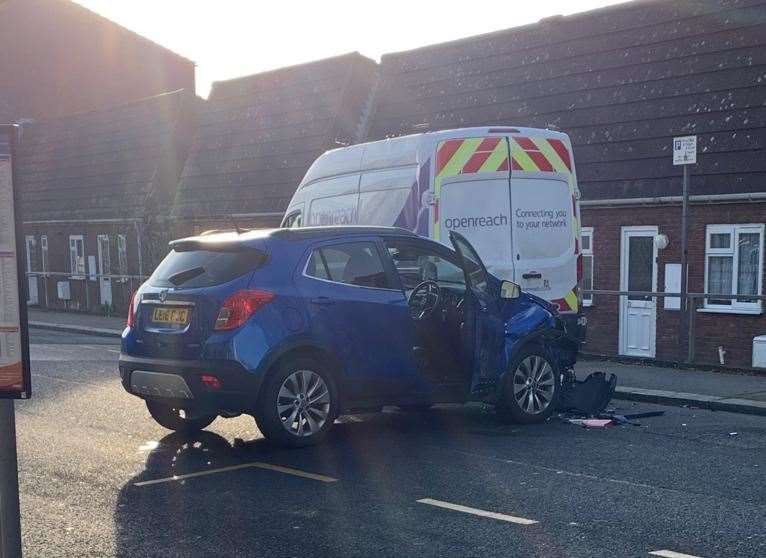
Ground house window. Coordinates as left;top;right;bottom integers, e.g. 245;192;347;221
704;224;764;313
117;234;128;282
40;235;49;276
69;235;86;278
581;227;594;306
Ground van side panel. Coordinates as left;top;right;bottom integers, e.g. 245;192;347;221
305;174;360;226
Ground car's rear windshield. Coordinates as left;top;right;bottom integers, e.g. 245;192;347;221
149;248;267;288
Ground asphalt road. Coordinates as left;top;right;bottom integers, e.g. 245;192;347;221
12;329;766;557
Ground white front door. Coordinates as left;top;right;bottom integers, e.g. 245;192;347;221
619;227;658;358
25;236;38;305
97;234;112;306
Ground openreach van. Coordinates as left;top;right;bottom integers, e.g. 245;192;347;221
282;126;586;338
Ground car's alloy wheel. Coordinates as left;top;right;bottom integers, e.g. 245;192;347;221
254;357;338;447
277;369;331;437
512;355;556;415
497;348;560;424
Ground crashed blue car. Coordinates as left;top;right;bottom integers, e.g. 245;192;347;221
119;227;579;446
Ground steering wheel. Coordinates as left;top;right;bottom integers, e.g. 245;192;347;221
408;280;441;320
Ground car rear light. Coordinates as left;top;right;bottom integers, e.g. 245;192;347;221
214;289;275;331
201;374;222;390
127;291;137;328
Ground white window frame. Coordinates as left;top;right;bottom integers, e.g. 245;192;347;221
117;234;128;282
40;235;49;277
581;227;594;306
69;235;86;279
703;224;764;314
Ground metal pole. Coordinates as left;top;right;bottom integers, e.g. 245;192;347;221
688;296;696;364
0;400;22;558
679;164;690;362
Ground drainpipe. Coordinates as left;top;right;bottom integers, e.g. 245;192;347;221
134;220;143;278
718;346;726;366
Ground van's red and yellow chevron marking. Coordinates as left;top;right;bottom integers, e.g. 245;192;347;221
436;137;509;177
435;136;572;178
510;136;572;174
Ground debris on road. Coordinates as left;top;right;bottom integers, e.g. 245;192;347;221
558;371;617;415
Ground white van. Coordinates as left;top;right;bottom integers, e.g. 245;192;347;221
283;126;584;332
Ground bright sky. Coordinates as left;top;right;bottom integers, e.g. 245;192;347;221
74;0;626;97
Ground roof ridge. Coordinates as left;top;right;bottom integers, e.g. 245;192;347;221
210;51;374;89
382;0;655;59
67;0;196;65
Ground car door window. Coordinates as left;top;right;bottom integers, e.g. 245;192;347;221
384;240;465;292
450;233;490;296
306;242;391;289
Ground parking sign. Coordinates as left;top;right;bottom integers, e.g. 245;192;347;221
0;126;31;399
673;136;697;166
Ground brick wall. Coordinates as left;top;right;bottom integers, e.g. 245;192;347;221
22;222;143;314
581;201;766;368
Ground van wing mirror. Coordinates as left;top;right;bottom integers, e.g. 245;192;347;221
500;281;521;299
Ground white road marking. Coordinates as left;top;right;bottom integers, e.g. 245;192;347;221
417;498;538;525
134;462;338;487
649;551;704;558
107;349;120;354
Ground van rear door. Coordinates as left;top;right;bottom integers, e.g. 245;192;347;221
435;136;515;281
508;134;579;312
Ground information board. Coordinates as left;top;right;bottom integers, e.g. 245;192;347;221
0;125;30;398
673;136;697;166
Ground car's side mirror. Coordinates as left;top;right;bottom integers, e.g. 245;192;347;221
500;281;521;299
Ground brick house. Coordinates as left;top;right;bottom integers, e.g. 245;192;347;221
17;90;197;314
170;52;378;234
0;0;197;315
365;0;766;368
0;0;195;122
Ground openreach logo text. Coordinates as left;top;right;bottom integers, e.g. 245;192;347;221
443;214;509;230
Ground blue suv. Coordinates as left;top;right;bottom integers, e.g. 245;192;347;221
119;227;578;446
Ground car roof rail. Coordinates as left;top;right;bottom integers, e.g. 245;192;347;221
272;226;418;239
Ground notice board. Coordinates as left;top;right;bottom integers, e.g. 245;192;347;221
0;125;30;398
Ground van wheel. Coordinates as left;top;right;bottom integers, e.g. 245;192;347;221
146;400;217;434
496;348;560;424
254;357;338;447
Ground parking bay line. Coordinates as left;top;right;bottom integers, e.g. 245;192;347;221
417;498;538;525
134;462;339;487
649;551;704;558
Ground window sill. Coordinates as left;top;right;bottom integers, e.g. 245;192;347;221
697;307;763;316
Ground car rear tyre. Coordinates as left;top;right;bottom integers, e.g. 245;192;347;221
496;347;560;424
145;400;217;434
254;357;338;447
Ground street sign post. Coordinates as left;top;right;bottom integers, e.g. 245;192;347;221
0;124;27;558
673;135;696;363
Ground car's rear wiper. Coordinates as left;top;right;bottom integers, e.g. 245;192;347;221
167;266;206;286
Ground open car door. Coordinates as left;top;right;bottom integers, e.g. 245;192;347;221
448;231;505;396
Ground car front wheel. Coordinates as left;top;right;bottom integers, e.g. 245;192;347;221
255;357;338;447
497;348;560;424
